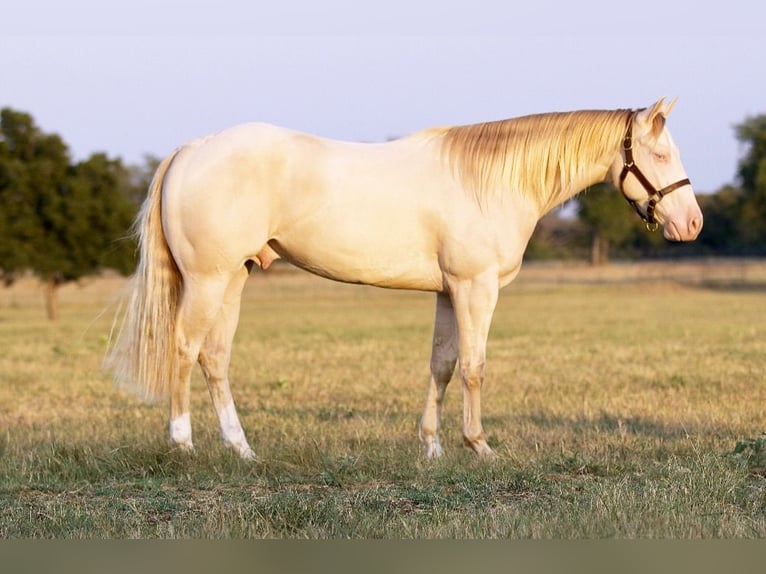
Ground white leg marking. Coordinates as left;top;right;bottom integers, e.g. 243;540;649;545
421;432;445;459
169;412;193;451
220;401;257;460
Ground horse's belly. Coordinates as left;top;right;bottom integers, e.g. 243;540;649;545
267;237;444;292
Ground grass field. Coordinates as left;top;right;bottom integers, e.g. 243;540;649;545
1;259;765;538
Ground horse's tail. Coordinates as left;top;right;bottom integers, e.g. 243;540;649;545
106;148;184;401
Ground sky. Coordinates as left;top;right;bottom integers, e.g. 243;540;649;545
2;0;764;193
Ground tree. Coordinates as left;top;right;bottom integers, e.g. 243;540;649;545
576;183;640;264
0;108;139;319
65;153;138;278
526;208;588;261
0;108;71;289
734;114;766;249
693;186;744;254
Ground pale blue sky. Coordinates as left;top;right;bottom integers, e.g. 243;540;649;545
2;0;763;193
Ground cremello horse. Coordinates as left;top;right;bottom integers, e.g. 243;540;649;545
108;98;702;460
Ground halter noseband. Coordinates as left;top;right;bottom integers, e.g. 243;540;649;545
619;111;691;230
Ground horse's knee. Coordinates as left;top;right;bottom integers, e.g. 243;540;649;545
459;361;485;390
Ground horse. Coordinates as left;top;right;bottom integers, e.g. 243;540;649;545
106;97;703;460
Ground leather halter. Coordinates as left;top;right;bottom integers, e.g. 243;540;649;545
618;111;691;230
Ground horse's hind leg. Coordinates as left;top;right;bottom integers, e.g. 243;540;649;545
197;265;256;460
169;273;230;453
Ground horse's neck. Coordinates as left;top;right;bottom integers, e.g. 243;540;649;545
538;160;613;216
440;109;626;216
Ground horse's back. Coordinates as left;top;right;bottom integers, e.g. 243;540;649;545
159;123;453;289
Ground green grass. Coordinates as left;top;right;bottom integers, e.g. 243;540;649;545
1;262;765;538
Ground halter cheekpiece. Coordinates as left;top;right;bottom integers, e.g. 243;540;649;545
618;110;691;230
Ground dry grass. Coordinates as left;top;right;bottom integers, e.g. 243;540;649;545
1;259;765;538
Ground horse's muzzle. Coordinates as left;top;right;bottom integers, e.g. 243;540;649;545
664;210;703;241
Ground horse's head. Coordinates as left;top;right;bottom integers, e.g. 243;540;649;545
610;97;703;241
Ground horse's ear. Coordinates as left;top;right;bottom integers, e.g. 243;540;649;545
644;97;666;123
662;96;678;117
644;96;677;120
640;97;672;138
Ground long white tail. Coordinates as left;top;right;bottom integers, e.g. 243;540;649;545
106;148;183;400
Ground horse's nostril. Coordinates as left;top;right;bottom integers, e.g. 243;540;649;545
689;215;703;236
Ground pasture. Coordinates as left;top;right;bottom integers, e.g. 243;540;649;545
1;259;765;538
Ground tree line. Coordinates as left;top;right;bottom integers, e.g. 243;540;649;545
1;107;765;318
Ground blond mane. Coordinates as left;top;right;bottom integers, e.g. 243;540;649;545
440;109;632;211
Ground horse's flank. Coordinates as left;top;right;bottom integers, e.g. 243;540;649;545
439;109;631;212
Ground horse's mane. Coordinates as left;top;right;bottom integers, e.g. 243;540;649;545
439;109;632;211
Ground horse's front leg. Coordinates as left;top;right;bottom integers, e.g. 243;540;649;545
419;292;458;458
447;270;499;457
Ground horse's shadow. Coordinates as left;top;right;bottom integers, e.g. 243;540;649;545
512;410;700;439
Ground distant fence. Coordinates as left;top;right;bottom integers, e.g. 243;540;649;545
516;258;766;290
